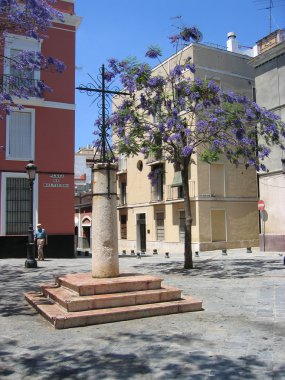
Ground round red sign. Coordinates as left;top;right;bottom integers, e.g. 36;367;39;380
258;200;265;211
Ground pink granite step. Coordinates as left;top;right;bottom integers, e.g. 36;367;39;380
25;291;203;329
41;284;182;312
56;273;163;296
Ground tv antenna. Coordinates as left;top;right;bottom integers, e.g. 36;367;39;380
256;0;285;33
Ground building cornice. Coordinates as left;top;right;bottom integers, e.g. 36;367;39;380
11;97;75;110
249;41;285;68
58;13;82;29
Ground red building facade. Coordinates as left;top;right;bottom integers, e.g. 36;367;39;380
0;0;81;257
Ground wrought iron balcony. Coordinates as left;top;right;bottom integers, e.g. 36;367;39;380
166;181;195;200
0;74;42;97
146;151;164;165
151;187;164;202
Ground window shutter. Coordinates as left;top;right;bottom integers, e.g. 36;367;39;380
9;111;32;159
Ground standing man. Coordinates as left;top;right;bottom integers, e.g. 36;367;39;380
35;223;47;261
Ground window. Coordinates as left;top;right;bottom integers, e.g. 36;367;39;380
1;173;38;236
179;210;185;242
6;109;35;160
120;182;127;206
120;214;127;239
4;34;41;79
155;212;165;241
5;177;30;235
151;164;164;201
4;34;41;96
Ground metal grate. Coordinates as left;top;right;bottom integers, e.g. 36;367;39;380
6;177;30;235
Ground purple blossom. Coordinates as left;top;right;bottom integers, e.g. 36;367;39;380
145;46;162;59
141;147;148;155
0;0;65;115
259;147;271;159
170;65;183;78
178;98;186;108
180;26;201;42
169;34;180;44
165;100;172;109
172;108;179;117
196;120;208;133
117;127;125;137
194;78;203;86
104;70;115;82
190;92;200;101
182;146;193;157
207;80;220;93
185;63;196;73
147;76;165;88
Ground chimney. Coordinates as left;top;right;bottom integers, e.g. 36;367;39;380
227;32;239;53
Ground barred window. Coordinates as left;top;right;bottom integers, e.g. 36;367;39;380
6;177;30;235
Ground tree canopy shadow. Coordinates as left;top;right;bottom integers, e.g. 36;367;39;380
132;258;284;279
0;264;89;317
1;330;284;379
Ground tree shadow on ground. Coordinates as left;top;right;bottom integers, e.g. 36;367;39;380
0;264;89;317
132;258;284;279
1;330;284;379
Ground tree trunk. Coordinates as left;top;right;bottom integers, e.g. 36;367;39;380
181;157;193;269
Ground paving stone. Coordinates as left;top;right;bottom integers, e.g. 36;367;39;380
0;249;284;378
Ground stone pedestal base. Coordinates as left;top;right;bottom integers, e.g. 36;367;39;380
25;273;203;329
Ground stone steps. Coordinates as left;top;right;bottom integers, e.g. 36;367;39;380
55;273;163;296
24;272;203;329
41;284;182;312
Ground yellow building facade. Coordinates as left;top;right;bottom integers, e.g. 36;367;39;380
116;43;259;254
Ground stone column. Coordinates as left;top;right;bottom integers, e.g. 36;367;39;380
92;163;119;278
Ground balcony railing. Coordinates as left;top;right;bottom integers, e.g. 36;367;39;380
118;194;127;207
0;74;42;97
151;188;164;202
146;151;164;164
166;181;195;200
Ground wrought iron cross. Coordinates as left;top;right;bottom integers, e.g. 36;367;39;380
76;64;130;163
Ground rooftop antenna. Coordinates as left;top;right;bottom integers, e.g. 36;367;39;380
256;0;285;34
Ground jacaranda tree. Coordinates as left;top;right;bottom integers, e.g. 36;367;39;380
0;0;65;115
101;25;285;269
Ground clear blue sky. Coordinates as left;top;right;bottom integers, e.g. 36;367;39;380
74;0;285;151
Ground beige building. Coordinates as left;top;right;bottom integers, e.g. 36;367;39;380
116;41;260;255
249;29;285;251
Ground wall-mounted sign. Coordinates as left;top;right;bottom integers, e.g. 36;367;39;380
43;183;70;188
43;173;70;188
50;174;65;179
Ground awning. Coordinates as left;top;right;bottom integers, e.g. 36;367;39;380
171;171;183;187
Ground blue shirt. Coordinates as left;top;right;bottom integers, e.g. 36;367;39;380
35;228;46;239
